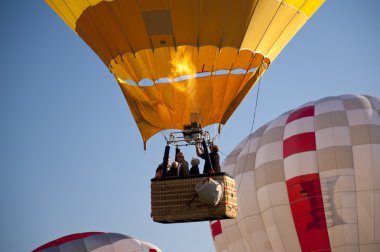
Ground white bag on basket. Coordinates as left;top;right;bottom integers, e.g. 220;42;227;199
195;178;223;206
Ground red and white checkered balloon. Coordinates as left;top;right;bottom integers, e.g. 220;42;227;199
211;94;380;252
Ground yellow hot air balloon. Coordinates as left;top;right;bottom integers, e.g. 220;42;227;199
46;0;324;148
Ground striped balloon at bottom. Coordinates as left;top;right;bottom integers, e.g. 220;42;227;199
33;232;162;252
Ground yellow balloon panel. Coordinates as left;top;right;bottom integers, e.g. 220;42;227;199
197;46;219;73
169;0;198;46
254;3;301;54
284;0;325;18
219;0;257;48
267;13;307;61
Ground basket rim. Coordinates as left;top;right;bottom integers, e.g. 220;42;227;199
151;172;234;182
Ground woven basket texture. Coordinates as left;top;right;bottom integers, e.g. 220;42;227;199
151;173;237;223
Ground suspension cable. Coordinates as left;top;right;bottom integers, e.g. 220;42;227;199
236;66;263;193
160;131;169;143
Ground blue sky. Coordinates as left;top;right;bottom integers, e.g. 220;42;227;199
0;1;379;252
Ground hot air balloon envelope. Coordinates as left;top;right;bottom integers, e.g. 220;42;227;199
211;94;380;252
33;232;162;252
46;0;324;147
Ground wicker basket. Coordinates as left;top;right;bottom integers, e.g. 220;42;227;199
151;172;237;223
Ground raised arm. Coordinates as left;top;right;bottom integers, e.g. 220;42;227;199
195;143;203;157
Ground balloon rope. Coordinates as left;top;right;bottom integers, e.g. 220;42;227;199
236;65;262;193
160;131;169;143
211;125;221;144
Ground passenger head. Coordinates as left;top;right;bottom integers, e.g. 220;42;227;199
191;157;200;166
176;152;184;161
211;144;219;153
155;164;163;178
156;164;163;172
171;161;179;169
